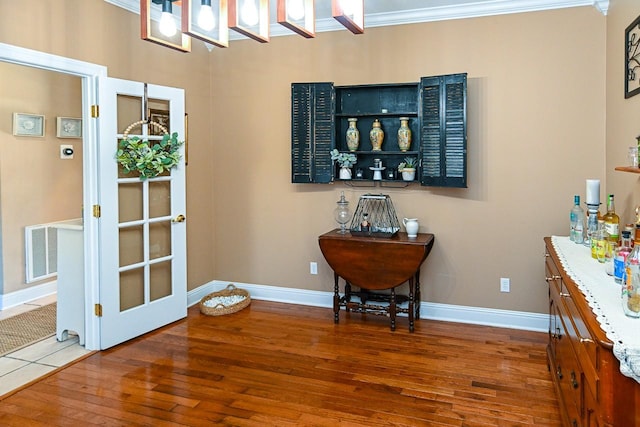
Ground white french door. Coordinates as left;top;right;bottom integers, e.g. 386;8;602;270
97;77;187;349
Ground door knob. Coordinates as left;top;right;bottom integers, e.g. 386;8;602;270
172;214;186;223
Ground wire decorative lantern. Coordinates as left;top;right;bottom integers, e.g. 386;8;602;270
349;194;400;238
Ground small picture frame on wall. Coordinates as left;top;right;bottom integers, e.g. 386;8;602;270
56;117;82;138
625;14;640;99
12;113;45;137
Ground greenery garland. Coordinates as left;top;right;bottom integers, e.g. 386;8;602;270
116;132;184;180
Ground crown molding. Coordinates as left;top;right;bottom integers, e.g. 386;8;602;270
104;0;608;42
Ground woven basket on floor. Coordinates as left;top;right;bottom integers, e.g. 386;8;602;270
199;284;251;316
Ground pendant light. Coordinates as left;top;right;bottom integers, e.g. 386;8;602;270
182;0;229;48
332;0;364;34
159;0;177;36
228;0;269;43
141;0;191;52
277;0;315;38
198;0;216;30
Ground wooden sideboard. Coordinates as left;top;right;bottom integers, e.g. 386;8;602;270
318;229;434;331
544;237;640;426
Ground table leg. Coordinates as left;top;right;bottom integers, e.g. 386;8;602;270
415;271;421;319
333;272;340;323
390;288;396;331
408;278;415;332
345;281;352;312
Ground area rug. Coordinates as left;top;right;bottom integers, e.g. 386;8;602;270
0;303;56;357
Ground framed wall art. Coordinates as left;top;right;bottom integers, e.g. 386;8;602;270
625;14;640;98
12;113;45;137
148;109;170;136
56;117;82;138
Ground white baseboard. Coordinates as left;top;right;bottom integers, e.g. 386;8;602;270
188;280;548;333
0;281;57;310
2;279;547;332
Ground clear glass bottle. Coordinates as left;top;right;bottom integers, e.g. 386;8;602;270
623;225;640;318
603;194;620;244
569;195;584;244
614;230;633;284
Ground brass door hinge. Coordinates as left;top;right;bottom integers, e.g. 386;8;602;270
91;105;99;118
93;204;101;218
94;303;103;317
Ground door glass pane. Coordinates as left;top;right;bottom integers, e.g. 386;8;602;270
149;181;170;218
119;225;144;267
118;182;143;222
120;267;144;311
150;261;172;301
117;94;142;134
149;221;171;260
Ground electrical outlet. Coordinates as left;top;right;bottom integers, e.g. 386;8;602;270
500;277;510;293
60;144;74;159
310;262;318;275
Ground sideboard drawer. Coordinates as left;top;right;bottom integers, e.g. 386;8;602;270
556;306;583;426
562;289;599;402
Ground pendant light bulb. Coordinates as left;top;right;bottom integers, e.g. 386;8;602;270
159;1;177;37
198;4;216;31
340;0;355;17
287;0;305;21
241;0;259;27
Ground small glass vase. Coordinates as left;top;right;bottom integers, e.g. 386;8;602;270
334;192;351;234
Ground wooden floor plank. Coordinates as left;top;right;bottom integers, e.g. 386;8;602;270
0;301;561;426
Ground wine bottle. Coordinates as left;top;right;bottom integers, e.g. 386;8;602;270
603;194;620;244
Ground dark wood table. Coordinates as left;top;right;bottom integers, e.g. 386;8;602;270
318;229;435;332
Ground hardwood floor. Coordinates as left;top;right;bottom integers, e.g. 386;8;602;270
0;301;560;426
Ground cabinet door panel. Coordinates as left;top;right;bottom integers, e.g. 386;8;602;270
419;73;467;188
291;83;335;183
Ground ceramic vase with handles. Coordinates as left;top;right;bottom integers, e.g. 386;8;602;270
403;218;419;237
346;118;360;152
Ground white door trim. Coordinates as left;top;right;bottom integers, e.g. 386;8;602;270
0;43;106;350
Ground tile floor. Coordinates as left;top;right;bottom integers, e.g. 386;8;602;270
0;295;92;397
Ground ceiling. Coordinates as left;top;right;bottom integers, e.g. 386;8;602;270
106;0;609;40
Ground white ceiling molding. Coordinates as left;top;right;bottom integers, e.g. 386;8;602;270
104;0;608;42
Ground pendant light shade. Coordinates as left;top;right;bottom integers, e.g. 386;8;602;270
228;0;270;43
141;0;192;52
182;0;229;48
277;0;315;39
332;0;364;34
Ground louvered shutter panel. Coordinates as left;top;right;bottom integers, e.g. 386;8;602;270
291;83;335;183
419;73;467;188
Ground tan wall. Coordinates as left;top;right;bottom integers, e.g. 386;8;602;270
0;63;82;293
210;6;606;314
606;0;640;224
0;1;609;315
0;0;215;292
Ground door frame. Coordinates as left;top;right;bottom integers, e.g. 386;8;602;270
0;42;106;350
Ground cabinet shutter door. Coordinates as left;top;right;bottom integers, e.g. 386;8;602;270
291;82;335;184
419;73;467;188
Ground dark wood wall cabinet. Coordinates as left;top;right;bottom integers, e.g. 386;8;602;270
291;73;467;187
544;237;640;427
